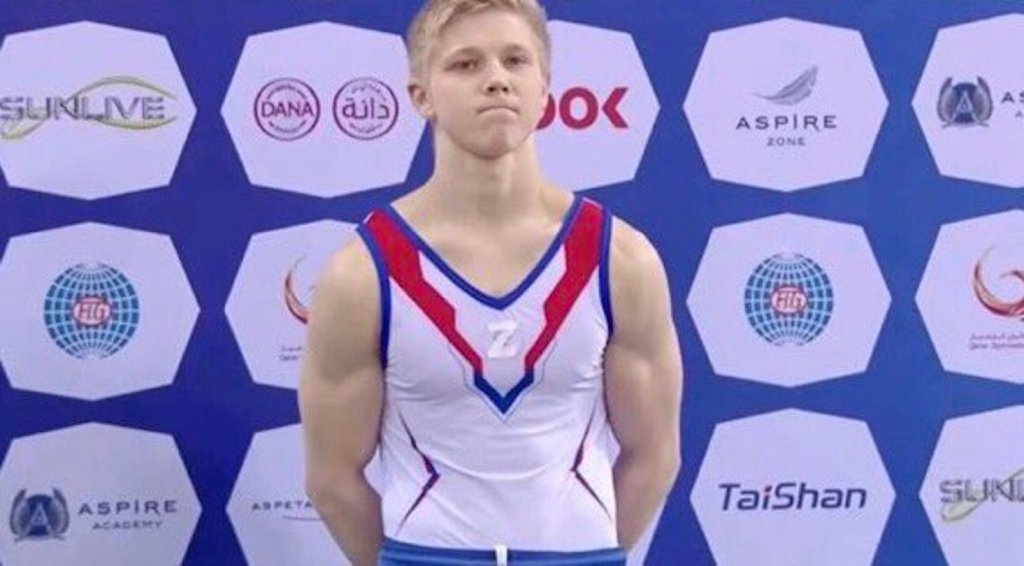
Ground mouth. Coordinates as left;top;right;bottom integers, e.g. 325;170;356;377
478;105;518;115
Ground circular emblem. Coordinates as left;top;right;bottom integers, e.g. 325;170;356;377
254;78;321;141
332;77;399;140
744;253;833;346
44;263;141;359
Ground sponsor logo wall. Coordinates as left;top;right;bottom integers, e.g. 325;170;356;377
0;22;195;199
691;410;894;564
0;3;1021;564
0;424;200;565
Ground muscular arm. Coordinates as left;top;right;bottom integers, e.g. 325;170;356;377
605;219;683;550
298;236;384;566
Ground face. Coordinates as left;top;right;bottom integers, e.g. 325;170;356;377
410;9;549;159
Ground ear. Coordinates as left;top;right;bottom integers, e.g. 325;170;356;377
408;79;435;121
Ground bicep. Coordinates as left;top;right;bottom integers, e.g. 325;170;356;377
299;238;385;483
604;221;683;456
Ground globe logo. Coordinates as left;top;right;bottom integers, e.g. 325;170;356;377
744;253;833;346
43;262;140;359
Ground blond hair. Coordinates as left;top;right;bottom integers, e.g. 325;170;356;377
406;0;551;80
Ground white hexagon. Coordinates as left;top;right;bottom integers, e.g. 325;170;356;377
0;223;198;400
225;220;357;389
0;22;196;199
221;22;424;197
0;423;201;565
228;424;381;566
686;214;890;385
684;18;888;191
916;209;1024;382
691;409;894;565
913;15;1024;188
534;21;659;191
920;406;1024;563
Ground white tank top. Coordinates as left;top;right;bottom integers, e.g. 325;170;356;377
358;195;617;551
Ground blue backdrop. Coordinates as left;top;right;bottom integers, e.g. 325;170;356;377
3;1;1024;564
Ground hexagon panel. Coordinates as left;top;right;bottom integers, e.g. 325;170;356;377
913;14;1024;188
221;22;425;197
916;209;1024;382
0;223;198;400
535;21;659;191
686;214;890;385
0;423;201;565
684;18;888;191
920;406;1024;563
225;220;357;389
0;21;196;199
691;409;894;565
228;424;381;566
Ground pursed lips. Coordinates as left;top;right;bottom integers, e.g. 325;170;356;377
478;104;518;115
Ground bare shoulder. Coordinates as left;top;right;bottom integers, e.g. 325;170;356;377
609;216;667;290
303;232;382;381
607;216;672;341
312;232;378;309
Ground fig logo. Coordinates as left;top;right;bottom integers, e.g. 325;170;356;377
744;253;834;346
44;263;141;359
972;248;1024;320
757;66;818;106
0;76;177;141
938;77;993;128
283;258;311;325
254;78;320;141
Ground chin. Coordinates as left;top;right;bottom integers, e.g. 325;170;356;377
467;131;530;160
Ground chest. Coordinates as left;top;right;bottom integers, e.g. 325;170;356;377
420;224;559;298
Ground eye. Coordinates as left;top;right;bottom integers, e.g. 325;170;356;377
506;54;530;67
450;58;478;71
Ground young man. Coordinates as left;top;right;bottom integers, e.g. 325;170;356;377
299;1;682;564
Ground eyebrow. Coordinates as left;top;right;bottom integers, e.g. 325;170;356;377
443;43;533;60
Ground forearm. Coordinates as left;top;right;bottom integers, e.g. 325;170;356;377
309;477;383;566
613;448;680;549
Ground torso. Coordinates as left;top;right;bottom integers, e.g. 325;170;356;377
357;193;619;550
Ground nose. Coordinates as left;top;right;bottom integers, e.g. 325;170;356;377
486;81;511;95
482;60;512;95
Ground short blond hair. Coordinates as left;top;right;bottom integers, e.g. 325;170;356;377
406;0;551;80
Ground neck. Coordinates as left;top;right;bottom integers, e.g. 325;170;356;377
418;133;551;222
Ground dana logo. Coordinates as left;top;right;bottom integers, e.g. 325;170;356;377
744;253;834;346
254;78;320;141
0;76;177;140
538;87;628;130
719;481;867;511
737;65;838;148
43;262;140;360
940;468;1024;522
938;77;993;127
283;258;312;325
10;489;69;541
333;77;399;140
252;76;398;142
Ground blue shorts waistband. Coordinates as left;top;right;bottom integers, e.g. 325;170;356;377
378;537;626;565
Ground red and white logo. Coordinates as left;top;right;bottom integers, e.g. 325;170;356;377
534;21;658;191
